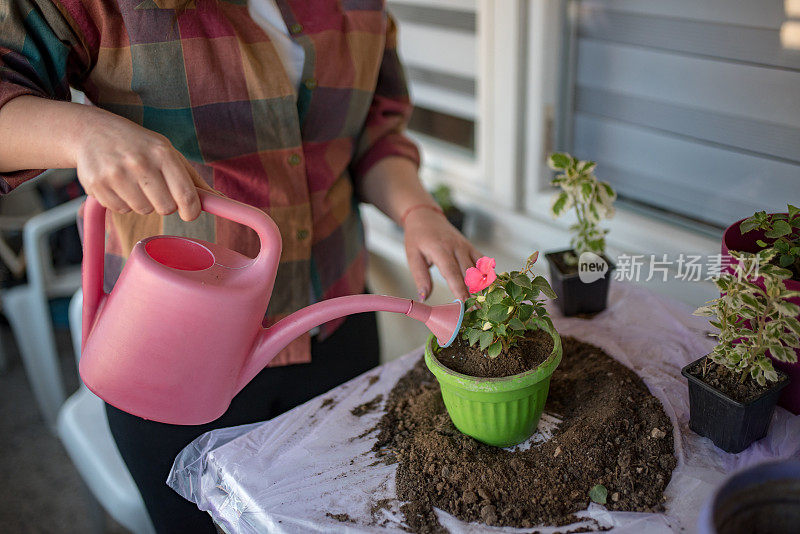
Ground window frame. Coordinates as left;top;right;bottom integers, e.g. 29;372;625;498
381;0;723;306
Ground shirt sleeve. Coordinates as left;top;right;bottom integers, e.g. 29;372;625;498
349;12;421;184
0;0;91;192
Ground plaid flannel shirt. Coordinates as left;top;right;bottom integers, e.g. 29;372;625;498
0;0;419;366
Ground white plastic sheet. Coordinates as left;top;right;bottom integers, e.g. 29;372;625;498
168;284;800;533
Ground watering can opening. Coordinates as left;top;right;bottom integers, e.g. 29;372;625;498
145;236;216;271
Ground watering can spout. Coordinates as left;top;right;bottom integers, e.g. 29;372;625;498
236;296;464;393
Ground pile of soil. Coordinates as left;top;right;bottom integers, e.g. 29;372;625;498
436;330;553;378
373;336;676;532
685;357;781;404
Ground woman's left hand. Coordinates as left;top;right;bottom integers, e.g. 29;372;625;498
403;208;481;302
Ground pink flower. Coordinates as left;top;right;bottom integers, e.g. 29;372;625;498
465;256;497;293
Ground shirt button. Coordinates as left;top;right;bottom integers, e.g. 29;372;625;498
296;229;309;241
289;23;303;34
304;78;317;90
288;153;301;166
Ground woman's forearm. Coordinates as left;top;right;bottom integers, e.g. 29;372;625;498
357;155;479;301
356;156;438;224
0;94;211;220
0;95;93;172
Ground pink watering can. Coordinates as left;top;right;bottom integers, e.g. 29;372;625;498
79;190;463;425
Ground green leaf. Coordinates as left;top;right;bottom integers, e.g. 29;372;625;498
479;331;494;351
508;317;526;331
486;289;504;306
789;204;799;218
775;300;800;317
765;220;792;238
548;153;570;170
693;305;715;317
487;340;503;358
551;192;569;217
467;328;481;346
579;160;597;173
784;317;800;336
487;304;511;322
517;305;533;322
512;273;533;289
507;281;524;302
739;218;761;234
527;316;548;331
770;345;795;363
580;182;594;203
532;276;558;299
589;484;608;505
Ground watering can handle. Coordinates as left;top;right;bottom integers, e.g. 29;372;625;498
82;190;282;348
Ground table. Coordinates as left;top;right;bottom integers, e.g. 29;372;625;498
167;283;800;533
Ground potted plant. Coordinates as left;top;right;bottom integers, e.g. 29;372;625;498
545;152;616;316
722;204;800;414
430;183;465;232
683;249;799;453
424;252;563;447
698;459;800;534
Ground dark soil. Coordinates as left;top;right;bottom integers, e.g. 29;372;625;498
351;394;383;417
326;512;354;523
549;249;580;276
320;397;336;410
436;329;553;378
686;357;780;404
373;336;676;532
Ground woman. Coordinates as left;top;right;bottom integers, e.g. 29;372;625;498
0;0;478;531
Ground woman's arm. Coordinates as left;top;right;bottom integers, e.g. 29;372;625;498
0;95;211;221
357;156;479;301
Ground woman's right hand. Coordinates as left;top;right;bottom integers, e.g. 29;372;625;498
74;108;213;221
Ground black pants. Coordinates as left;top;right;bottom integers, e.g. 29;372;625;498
106;311;380;533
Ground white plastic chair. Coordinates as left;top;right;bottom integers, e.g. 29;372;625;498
0;177;50;373
0;194;83;427
58;288;156;534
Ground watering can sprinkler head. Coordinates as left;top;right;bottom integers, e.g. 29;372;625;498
420;300;464;348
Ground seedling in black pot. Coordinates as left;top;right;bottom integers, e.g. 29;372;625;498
546;153;616;316
684;249;799;453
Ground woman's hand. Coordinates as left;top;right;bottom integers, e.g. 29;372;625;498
74;108;213;221
403;208;480;301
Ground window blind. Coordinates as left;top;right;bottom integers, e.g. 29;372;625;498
389;0;477;151
567;0;800;227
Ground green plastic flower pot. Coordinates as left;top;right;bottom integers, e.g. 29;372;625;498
424;328;563;447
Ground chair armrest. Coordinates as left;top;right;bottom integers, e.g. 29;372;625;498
23;196;84;291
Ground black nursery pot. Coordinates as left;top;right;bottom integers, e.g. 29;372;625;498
545;249;614;317
444;207;465;233
681;356;789;454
